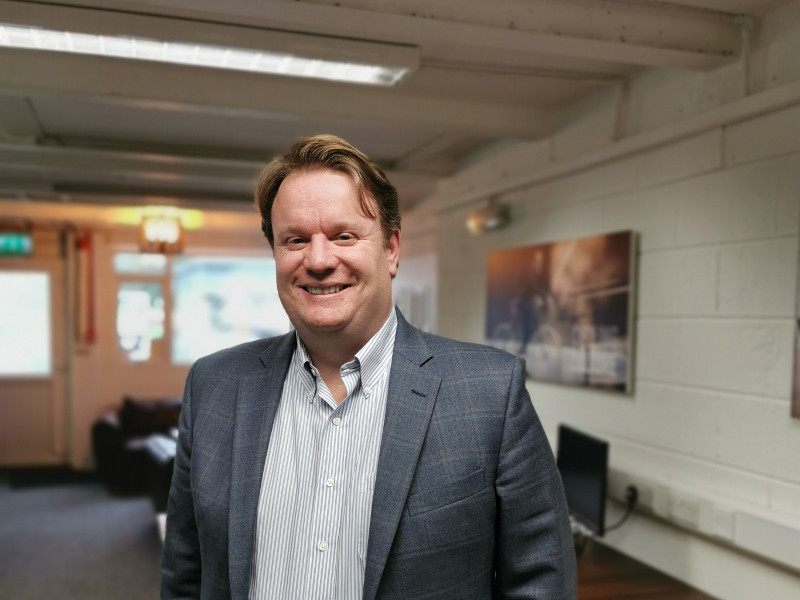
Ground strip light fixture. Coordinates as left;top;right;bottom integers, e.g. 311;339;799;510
0;23;413;86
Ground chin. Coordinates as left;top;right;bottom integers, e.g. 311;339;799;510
298;313;350;333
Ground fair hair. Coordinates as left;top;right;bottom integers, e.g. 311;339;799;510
255;134;401;247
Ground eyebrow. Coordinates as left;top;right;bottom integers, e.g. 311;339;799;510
276;220;367;238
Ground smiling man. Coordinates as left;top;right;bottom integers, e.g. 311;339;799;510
161;135;576;600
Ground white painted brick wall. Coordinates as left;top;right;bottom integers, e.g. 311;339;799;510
522;157;639;213
637;318;793;398
675;161;783;246
717;238;798;317
437;139;551;200
597;186;680;252
431;108;800;596
624;63;745;135
638;248;718;316
421;9;800;591
714;394;799;482
635;130;722;189
609;436;773;508
725;104;800;166
777;156;800;235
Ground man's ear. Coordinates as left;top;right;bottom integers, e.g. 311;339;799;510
386;230;401;277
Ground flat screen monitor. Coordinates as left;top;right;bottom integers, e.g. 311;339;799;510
556;424;609;536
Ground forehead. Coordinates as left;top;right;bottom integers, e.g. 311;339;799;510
274;168;376;217
281;167;355;193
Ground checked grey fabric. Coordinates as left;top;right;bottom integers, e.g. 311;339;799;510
161;309;577;600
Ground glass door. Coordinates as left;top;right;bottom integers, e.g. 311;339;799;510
0;259;67;465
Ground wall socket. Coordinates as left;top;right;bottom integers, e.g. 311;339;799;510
668;491;701;529
606;466;800;573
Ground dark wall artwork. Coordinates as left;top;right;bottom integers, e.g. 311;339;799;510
792;256;800;418
485;230;637;393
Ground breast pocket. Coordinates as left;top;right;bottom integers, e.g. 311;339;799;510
397;468;495;598
406;468;487;517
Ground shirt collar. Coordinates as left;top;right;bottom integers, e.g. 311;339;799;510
354;309;397;386
292;309;397;384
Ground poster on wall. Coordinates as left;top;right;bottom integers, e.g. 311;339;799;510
791;247;800;418
485;230;637;393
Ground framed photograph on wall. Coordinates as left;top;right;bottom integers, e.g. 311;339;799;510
485;230;637;394
792;248;800;418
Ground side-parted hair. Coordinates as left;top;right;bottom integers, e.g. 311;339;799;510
255;134;401;247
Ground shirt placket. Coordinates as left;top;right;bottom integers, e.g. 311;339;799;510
304;365;359;600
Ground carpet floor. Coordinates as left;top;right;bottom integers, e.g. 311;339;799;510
0;477;162;600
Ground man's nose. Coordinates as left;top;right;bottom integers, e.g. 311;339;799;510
304;236;338;272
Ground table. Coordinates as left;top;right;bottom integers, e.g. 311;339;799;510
577;540;717;599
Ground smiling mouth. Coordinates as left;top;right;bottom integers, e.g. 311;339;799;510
305;285;347;295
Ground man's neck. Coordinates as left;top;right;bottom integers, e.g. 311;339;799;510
298;338;357;406
297;310;394;404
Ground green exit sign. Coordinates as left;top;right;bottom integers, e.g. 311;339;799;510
0;232;33;256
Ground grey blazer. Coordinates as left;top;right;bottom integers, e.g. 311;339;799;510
161;311;576;599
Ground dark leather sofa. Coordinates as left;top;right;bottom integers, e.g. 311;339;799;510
92;395;181;499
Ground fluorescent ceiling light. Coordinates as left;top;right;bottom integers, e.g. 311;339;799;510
0;23;411;85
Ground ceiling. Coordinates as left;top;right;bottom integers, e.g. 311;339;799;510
0;0;790;214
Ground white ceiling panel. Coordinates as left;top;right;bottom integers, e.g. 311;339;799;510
0;96;43;139
0;0;788;211
27;95;445;163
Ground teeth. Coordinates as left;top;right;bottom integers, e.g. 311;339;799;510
307;285;344;295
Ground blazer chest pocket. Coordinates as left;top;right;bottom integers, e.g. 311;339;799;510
407;468;487;517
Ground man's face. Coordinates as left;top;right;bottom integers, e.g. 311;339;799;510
271;168;400;346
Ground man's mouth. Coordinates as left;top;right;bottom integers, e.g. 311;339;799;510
305;285;347;295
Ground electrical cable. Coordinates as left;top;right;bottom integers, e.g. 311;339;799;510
605;485;638;533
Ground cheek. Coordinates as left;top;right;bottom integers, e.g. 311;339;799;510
275;255;301;283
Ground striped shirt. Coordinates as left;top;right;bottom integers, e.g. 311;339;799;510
249;310;397;600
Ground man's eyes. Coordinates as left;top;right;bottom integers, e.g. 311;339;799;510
283;233;358;246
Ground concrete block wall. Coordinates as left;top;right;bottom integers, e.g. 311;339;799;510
410;4;800;596
431;104;800;600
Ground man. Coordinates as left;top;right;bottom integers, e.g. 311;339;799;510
161;135;576;600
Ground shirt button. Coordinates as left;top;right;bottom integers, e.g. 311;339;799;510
332;417;341;426
325;478;334;488
318;541;328;552
306;390;314;399
364;386;372;396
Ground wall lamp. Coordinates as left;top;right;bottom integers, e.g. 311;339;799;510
465;199;511;236
136;206;190;254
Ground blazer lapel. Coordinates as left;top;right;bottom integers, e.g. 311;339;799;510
363;313;441;600
228;333;296;600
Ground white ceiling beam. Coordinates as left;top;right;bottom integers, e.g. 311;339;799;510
0;141;438;208
0;49;558;139
652;1;774;14
31;0;744;69
393;134;468;174
0;142;262;182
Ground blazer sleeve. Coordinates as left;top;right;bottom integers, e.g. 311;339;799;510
161;364;202;599
492;357;577;599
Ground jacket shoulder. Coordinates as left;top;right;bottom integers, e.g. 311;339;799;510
192;332;294;377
